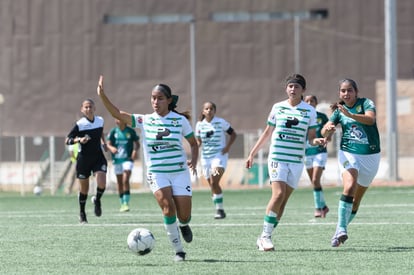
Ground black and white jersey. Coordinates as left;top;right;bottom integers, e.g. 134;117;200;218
67;116;105;157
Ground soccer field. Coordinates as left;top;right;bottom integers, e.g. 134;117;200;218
1;186;413;274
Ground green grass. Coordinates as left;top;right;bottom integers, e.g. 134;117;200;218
1;186;414;274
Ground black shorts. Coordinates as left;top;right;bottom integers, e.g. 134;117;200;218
76;153;107;179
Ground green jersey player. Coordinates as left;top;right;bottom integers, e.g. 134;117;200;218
322;78;381;247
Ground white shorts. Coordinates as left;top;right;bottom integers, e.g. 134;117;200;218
146;171;192;196
305;152;328;169
338;150;381;187
201;153;228;178
113;161;134;175
268;161;304;189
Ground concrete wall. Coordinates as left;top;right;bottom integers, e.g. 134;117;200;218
1;0;414;137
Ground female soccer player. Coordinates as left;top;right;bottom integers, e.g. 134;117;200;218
97;76;198;262
246;74;326;251
303;95;331;218
106;119;140;212
322;78;381;247
195;101;237;219
65;99;108;224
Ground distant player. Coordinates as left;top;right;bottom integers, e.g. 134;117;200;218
107;119;140;212
195;101;237;219
304;95;331;218
65;99;108;224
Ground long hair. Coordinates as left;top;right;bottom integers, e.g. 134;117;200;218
153;84;191;120
330;78;359;111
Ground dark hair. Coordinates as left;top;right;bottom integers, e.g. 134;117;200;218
152;84;191;120
330;78;359;111
82;98;95;106
285;74;306;89
199;101;217;121
304;95;318;104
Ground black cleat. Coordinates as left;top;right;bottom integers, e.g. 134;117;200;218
214;209;226;219
79;212;88;224
179;225;193;243
174;251;186;262
92;196;102;217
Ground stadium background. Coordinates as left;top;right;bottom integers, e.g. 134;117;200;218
0;0;413;191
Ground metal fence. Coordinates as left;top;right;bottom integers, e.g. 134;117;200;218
0;131;409;195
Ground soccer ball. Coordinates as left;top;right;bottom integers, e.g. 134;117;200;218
33;185;42;196
127;228;155;255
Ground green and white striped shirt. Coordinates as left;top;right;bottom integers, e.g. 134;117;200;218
268;100;317;164
131;112;194;173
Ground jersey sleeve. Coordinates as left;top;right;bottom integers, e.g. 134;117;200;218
182;116;194;138
363;98;376;113
220;118;231;132
266;104;277;127
195;121;201;138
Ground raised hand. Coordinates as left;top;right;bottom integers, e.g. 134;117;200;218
97;75;104;95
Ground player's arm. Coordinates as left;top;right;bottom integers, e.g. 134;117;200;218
131;140;140;160
308;128;326;147
222;127;237;154
106;139;118;154
186;135;199;175
97;75;133;126
246;125;273;169
321;121;336;138
100;131;108;152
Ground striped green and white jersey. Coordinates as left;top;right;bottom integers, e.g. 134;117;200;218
195;116;231;160
268;100;317;164
330;98;381;154
131;111;194;173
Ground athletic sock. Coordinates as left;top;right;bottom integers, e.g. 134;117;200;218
119;194;124;205
261;211;278;238
212;193;224;210
96;187;105;201
123;191;130;204
337;195;353;232
164;215;184;253
79;192;88;213
348;211;357;225
313;188;325;209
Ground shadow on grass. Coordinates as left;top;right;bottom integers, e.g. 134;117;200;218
195;259;276;263
275;246;414;253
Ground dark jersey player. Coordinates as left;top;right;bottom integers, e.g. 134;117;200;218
65;98;108;224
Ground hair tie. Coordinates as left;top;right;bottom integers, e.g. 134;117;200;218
169;95;179;110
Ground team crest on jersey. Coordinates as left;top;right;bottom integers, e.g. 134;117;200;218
171;118;179;127
126;133;131;139
137;116;143;124
356;105;362;113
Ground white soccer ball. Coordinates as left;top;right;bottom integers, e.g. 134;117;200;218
127;228;155;255
33;186;42;196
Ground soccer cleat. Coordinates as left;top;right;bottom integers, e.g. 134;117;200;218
256;236;275;251
314;209;322;218
331;230;348;247
314;206;329;218
179;225;193;243
174;251;186;262
92;196;102;217
79;212;88;224
214;209;226;219
120;204;130;212
320;206;329;218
